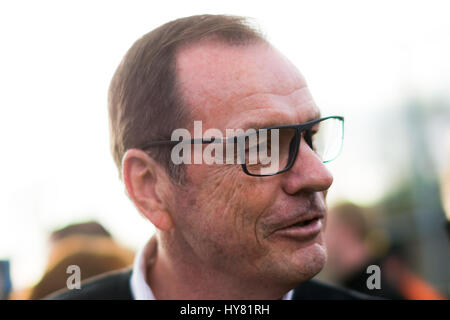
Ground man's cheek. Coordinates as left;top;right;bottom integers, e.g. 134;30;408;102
201;167;244;202
195;166;275;231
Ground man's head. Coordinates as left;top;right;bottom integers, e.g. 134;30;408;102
109;15;334;297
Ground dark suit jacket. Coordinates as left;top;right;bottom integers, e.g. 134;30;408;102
46;268;372;300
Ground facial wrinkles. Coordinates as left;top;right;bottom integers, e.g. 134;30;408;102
226;85;308;115
194;165;275;268
186;167;247;256
251;184;278;248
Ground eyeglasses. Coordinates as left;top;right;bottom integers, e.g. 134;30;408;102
141;116;344;177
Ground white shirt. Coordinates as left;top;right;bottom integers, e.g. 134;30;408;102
130;236;294;300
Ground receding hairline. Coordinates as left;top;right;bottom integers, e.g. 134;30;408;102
107;14;268;183
169;36;269;126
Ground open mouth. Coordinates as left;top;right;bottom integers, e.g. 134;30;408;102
292;217;320;227
271;216;323;240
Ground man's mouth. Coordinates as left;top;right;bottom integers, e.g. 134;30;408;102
292;217;320;227
268;212;325;241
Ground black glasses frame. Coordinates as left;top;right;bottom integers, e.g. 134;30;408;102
141;115;344;177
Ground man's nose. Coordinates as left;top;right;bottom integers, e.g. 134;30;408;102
281;136;334;195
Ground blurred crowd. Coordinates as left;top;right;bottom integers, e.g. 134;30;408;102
4;221;134;300
322;203;446;299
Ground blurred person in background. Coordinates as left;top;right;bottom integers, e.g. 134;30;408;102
324;202;444;299
441;133;450;237
10;221;134;300
0;260;12;300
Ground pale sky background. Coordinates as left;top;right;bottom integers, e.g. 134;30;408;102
1;0;449;289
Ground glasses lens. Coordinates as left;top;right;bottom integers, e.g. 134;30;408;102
244;128;297;176
312;117;344;163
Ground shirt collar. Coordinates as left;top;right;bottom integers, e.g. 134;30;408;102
130;236;157;300
130;236;294;300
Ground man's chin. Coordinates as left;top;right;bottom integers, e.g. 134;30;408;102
300;241;327;270
281;241;327;285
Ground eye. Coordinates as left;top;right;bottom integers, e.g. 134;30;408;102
245;131;271;151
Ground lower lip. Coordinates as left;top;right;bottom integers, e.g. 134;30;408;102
272;218;323;240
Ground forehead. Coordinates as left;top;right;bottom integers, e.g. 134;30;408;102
176;40;320;131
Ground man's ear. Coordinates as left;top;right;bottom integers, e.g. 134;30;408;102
122;148;174;231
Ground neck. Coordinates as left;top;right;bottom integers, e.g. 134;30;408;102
146;233;289;300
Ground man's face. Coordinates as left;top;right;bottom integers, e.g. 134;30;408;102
170;40;333;289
